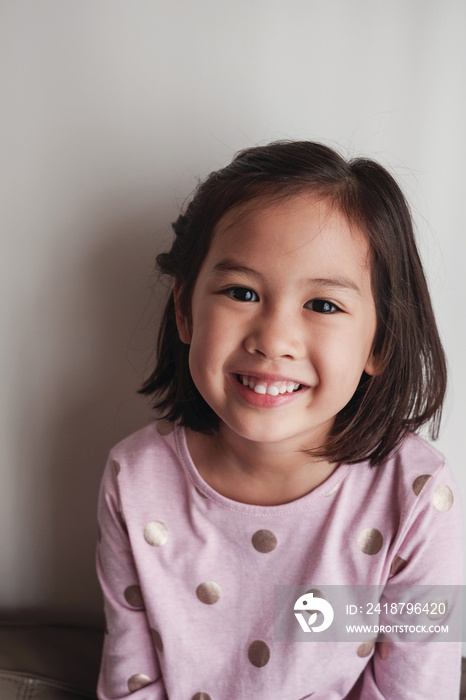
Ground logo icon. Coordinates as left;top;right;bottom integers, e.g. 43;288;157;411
294;592;334;633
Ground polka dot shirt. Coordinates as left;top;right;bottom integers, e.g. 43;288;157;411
96;422;462;699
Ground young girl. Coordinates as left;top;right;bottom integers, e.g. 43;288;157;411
96;141;463;699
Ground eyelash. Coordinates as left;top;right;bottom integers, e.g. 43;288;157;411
304;299;341;314
222;287;341;314
222;286;259;302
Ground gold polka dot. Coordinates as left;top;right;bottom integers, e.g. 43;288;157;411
325;482;340;497
390;555;408;576
195;486;208;499
112;461;121;476
376;640;390;660
305;588;327;602
151;628;164;652
252;529;277;553
144;520;169;546
357;640;375;657
196;581;221;605
248;640;270;667
412;474;432;496
128;674;151;693
191;693;212;700
357;528;383;555
156;420;174;435
432;484;453;511
124;585;144;609
427;598;448;621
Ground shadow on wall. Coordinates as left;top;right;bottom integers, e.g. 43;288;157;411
4;204;172;627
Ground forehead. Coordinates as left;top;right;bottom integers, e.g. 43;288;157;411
208;194;371;277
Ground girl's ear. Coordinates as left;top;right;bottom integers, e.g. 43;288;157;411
364;350;380;377
174;280;192;344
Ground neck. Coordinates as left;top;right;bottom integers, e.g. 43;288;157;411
186;426;338;506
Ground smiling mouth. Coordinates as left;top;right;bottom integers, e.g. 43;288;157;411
236;374;303;396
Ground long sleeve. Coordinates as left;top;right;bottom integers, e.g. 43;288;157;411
345;458;463;699
96;457;167;700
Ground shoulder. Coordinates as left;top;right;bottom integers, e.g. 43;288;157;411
100;420;187;516
362;432;452;493
100;420;183;499
343;433;450;506
109;419;179;473
340;434;460;565
366;433;461;521
391;432;445;473
384;433;458;508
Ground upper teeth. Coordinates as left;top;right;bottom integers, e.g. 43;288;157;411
240;375;301;396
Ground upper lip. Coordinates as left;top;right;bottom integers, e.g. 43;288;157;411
232;370;308;386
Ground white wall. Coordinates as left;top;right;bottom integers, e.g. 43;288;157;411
1;0;465;627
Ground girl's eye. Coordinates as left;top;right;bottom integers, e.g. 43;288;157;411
305;299;340;314
224;286;259;302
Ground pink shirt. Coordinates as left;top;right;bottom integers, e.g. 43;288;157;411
97;421;462;699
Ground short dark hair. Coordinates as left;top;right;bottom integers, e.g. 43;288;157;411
139;141;447;466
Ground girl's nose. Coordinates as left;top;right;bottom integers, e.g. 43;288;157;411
244;310;305;360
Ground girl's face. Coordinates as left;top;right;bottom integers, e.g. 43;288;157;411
177;195;378;453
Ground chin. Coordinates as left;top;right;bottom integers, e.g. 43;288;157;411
220;416;307;447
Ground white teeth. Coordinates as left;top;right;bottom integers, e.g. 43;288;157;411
239;375;302;395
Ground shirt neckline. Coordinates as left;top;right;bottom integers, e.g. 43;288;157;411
174;423;352;516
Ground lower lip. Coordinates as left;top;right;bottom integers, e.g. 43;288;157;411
229;374;307;408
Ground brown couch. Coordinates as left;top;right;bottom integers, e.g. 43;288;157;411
0;625;103;699
0;625;464;699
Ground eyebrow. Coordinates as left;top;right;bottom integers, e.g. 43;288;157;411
211;259;362;295
309;277;362;295
212;260;261;278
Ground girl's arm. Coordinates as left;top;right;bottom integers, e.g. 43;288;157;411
96;457;167;700
345;459;463;699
